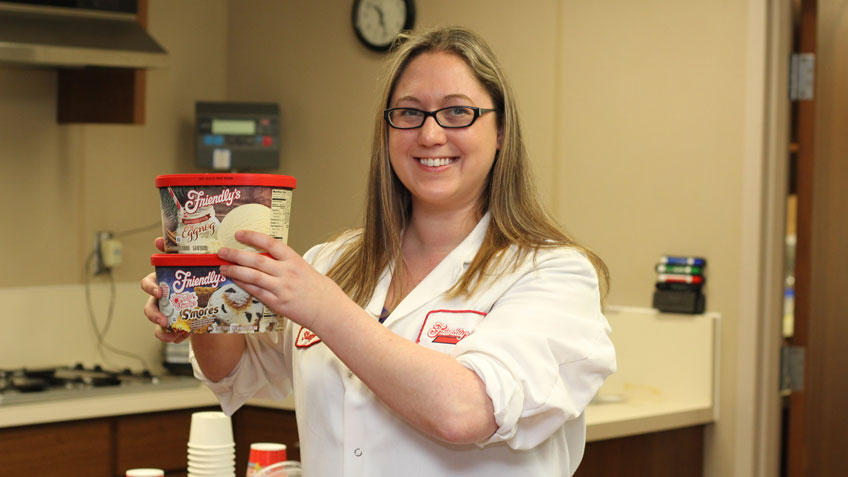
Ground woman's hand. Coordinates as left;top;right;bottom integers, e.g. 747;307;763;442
218;231;497;443
141;237;190;343
217;230;350;331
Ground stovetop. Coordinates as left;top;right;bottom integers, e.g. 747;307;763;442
0;363;199;406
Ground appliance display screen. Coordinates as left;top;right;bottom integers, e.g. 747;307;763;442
212;119;256;135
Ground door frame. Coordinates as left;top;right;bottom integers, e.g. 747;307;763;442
737;0;792;475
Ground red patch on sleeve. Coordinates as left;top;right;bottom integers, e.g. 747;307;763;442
416;309;486;345
295;326;321;348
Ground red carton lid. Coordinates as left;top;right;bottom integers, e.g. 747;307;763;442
155;173;296;189
151;254;230;267
150;253;273;267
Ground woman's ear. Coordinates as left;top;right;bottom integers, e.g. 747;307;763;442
497;126;504;149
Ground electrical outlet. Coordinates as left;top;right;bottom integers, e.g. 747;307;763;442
94;231;113;275
101;238;123;268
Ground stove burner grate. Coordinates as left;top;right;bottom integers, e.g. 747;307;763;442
0;363;199;406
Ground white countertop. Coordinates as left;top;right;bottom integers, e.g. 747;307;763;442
586;398;713;441
0;383;223;428
0;381;712;442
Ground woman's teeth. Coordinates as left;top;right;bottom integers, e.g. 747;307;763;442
418;157;455;167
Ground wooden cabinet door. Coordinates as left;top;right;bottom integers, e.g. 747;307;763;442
0;419;112;476
574;426;704;477
116;409;195;473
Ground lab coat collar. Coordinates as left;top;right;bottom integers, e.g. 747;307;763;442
365;212;491;326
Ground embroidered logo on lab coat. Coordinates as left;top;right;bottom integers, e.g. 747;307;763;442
416;309;486;346
295;326;321;348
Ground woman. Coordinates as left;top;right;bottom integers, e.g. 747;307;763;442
143;26;615;476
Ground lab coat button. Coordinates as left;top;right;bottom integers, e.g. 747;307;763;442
347;371;353;379
354;448;363;457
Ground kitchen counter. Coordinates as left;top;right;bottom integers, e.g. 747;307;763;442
1;306;718;443
0;382;294;429
586;306;719;440
586;398;713;441
0;382;711;442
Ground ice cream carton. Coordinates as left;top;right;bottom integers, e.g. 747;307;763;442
151;254;282;333
156;173;296;254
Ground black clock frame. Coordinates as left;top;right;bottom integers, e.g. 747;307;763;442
351;0;416;52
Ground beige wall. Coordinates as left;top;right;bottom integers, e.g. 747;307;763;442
556;3;748;475
0;1;769;476
223;0;559;254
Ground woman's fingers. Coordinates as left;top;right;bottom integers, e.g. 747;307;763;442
229;278;280;308
144;296;169;328
146;237;184;343
218;246;278;271
219;262;284;298
233;230;293;260
141;272;162;298
214;230;324;322
154;324;189;343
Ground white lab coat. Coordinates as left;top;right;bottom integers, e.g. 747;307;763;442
192;213;616;476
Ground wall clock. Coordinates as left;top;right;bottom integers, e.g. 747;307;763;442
352;0;416;51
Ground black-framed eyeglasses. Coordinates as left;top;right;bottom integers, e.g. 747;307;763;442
384;106;498;129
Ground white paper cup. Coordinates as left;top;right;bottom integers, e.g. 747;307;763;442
188;454;236;463
188;458;235;468
188;463;236;471
187;466;235;477
188;411;234;447
188;457;236;464
188;449;236;459
187;443;236;451
126;469;165;477
187;440;235;447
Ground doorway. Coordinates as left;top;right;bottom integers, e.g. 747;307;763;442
781;0;848;475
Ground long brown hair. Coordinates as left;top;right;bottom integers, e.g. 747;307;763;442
325;25;609;306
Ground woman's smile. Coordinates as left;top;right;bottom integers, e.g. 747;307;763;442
416;157;458;168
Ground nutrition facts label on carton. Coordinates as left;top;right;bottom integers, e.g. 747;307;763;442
270;189;293;244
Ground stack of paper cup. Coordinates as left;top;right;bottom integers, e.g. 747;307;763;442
187;411;236;477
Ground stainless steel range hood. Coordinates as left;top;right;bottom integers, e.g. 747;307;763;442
0;1;167;69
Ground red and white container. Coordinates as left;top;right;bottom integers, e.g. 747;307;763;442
246;443;287;477
151;254;282;334
156;173;296;254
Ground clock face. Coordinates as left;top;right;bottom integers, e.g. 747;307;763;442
353;0;414;50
